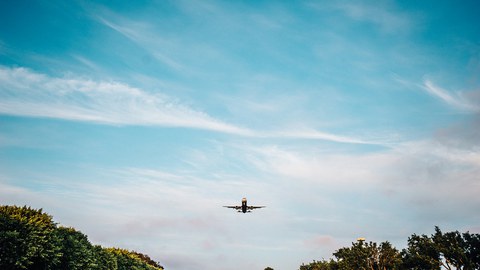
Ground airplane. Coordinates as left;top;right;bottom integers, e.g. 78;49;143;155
223;197;265;213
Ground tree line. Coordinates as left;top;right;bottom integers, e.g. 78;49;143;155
299;227;480;270
0;205;163;270
3;204;480;270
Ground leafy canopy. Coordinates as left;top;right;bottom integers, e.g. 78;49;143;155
0;205;163;270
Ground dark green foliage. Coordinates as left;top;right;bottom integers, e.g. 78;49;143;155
0;205;163;270
56;226;98;269
0;205;61;270
463;231;480;269
433;226;480;269
378;242;402;269
92;245;118;270
334;241;373;269
300;228;480;270
334;241;401;270
401;226;480;270
401;233;441;269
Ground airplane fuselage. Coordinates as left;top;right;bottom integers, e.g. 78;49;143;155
241;198;248;213
223;197;265;213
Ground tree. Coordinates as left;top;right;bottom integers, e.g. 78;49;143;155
0;205;61;270
301;227;480;270
1;205;164;270
463;230;480;269
334;240;376;270
130;251;164;269
431;226;480;270
400;227;480;270
56;226;97;269
433;226;467;269
401;233;440;269
105;248;163;270
301;240;400;270
378;242;402;270
91;245;118;270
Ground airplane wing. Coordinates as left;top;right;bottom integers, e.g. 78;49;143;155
223;206;241;210
248;206;266;210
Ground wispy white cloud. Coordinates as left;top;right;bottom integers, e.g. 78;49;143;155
244;144;391;187
0;66;389;145
272;129;380;145
423;79;479;112
97;17;186;72
241;140;480;237
0;66;251;135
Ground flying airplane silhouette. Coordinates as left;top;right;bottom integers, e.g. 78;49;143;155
223;197;265;213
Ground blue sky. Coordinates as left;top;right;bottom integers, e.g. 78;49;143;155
1;1;479;269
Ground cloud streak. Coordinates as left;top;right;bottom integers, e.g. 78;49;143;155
97;16;187;72
273;129;383;145
423;79;479;112
0;65;386;145
0;66;250;135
